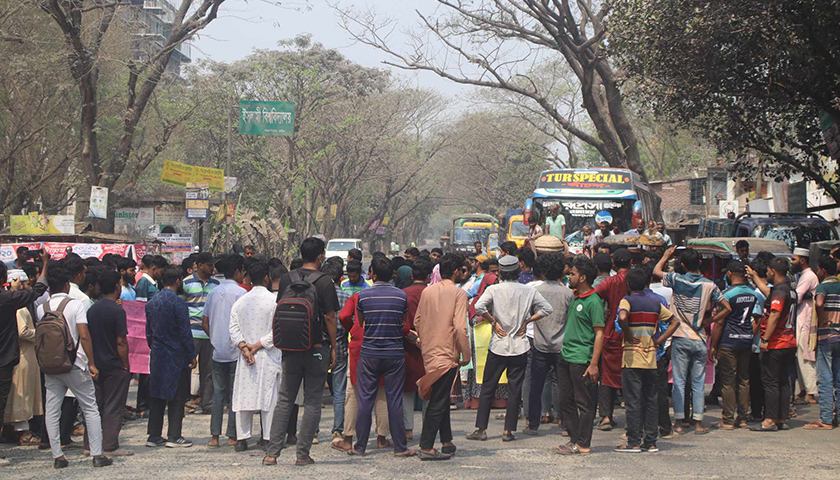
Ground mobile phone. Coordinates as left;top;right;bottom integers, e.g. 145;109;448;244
25;249;43;259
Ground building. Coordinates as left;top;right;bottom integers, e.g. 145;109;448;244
126;0;192;77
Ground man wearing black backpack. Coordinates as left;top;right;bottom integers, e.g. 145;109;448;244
0;250;48;467
264;237;338;467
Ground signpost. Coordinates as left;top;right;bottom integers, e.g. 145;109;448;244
239;101;295;136
161;160;224;192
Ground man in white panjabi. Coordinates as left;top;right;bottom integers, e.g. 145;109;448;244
228;263;282;451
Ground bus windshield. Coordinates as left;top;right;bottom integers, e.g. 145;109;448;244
540;199;634;235
453;228;490;245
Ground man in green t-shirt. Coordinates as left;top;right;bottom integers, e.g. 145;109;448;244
545;204;566;240
556;257;604;456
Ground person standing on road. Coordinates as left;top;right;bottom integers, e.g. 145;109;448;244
85;270;133;457
594;248;632;431
750;257;798;432
349;256;415;458
228;262;282;450
653;247;730;435
264;237;338;467
0;252;48;467
145;266;197;449
790;248;818;404
467;255;553;443
342;261;370;296
414;253;471;460
709;260;761;429
805;256;840;430
183;252;219;415
522;253;573;436
322;261;350;443
39;264;112;468
117;258;137;301
203;255;247;448
402;259;432;440
556;256;604;456
132;255;167;418
614;267;678;453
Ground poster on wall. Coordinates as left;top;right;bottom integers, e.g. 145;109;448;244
157;233;193;264
10;214;74;235
90;186;109;219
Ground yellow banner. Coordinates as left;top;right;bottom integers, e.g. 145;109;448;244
160;160;224;192
10;213;75;235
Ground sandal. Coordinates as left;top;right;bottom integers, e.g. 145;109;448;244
18;433;40;445
377;439;393;450
262;456;277;466
556;443;587;455
804;421;834;430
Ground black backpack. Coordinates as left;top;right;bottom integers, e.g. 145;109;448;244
273;270;326;351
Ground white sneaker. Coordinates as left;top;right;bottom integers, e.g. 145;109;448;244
165;437;193;448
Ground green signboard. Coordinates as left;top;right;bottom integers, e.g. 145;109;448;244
239;101;295;136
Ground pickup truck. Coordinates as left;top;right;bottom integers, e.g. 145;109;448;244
697;212;838;251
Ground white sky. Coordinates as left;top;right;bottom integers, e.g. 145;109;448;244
191;0;474;100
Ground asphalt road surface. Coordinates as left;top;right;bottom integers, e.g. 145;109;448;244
3;391;838;479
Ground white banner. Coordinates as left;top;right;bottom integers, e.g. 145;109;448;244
90;186;109;219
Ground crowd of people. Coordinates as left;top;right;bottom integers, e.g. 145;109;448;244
0;234;838;469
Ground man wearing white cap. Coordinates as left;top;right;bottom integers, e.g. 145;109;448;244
791;247;818;404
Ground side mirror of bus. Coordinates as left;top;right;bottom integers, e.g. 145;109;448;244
523;198;534;226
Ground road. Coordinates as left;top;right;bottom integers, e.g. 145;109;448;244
2;392;838;479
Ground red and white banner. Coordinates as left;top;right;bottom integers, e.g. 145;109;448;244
1;242;152;264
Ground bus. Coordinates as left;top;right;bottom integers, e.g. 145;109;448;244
524;168;656;252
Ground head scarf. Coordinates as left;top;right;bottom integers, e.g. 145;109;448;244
396;265;414;289
468;272;498;320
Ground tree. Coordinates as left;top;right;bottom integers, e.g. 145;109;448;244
335;0;651;185
609;0;840;204
38;0;227;230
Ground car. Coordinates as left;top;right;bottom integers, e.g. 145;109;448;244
325;238;363;264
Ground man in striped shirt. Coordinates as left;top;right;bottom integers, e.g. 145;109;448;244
350;256;415;458
616;267;678;452
809;256;840;429
182;252;219;415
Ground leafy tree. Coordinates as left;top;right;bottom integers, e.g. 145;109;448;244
609;0;840;203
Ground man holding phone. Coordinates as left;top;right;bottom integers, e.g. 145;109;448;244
4;246;33;270
0;250;48;467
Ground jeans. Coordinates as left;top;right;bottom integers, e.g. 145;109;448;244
267;344;330;460
816;342;840;424
527;349;562;430
45;366;103;459
718;347;750;425
476;351;527;432
557;357;596;448
211;361;236;438
760;348;796;421
656;350;672;435
354;356;407;454
671;337;707;421
420;367;457;451
332;362;347;434
623;368;658;448
148;368;190;440
194;338;214;410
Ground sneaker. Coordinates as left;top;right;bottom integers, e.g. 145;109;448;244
146;436;166;447
642;445;660;453
165;437;193;448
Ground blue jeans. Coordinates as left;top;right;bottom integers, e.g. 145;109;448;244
332;362;348;434
671;337;706;421
816;342;840;424
211;361;236;438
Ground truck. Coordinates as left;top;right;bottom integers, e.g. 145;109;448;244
450;213;500;255
697;212;839;251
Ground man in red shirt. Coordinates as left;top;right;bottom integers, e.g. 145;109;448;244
751;257;797;432
593;248;631;430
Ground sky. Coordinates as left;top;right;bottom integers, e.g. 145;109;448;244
191;0;475;100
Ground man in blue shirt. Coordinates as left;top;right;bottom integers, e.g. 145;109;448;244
350;256;414;458
117;257;137;301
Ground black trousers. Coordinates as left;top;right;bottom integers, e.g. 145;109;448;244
598;384;618;421
623;368;658;448
60;397;78;445
92;369;131;452
147;368;190;440
749;352;764;419
656;351;672;435
761;348;796;421
420;367;458;450
476;351;527;432
136;374;151;412
528;349;562;430
0;365;13;437
557;357;596;448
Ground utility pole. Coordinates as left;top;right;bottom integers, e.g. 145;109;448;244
226;105;233;250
